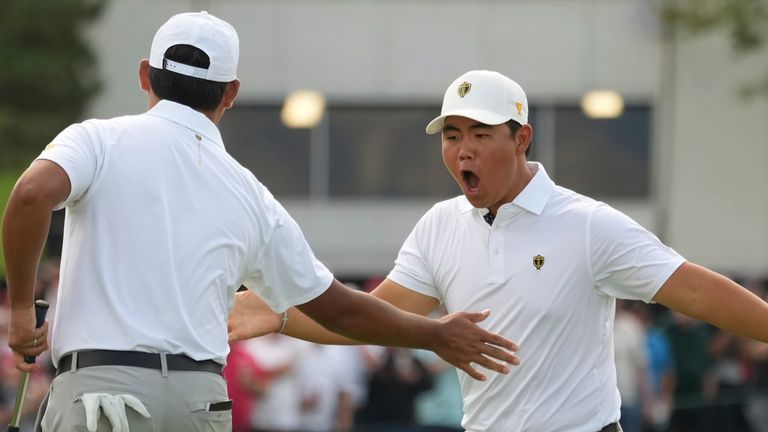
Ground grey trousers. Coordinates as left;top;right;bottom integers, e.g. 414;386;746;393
40;363;231;432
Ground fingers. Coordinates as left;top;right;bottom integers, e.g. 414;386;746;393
435;309;522;381
482;331;518;353
13;357;40;373
458;363;487;381
9;320;50;362
480;343;520;368
465;309;491;324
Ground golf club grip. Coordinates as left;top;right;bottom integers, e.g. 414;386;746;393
23;300;50;364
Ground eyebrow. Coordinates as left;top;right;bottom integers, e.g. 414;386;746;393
442;121;493;133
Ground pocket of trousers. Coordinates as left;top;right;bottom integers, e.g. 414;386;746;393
188;400;232;422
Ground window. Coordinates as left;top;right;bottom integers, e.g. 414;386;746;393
220;103;652;200
328;106;456;198
220;106;311;196
551;105;651;198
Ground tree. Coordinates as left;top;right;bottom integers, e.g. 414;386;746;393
0;0;105;170
0;0;105;277
662;0;768;97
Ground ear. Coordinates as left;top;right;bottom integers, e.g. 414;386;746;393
515;124;533;156
222;79;241;110
138;59;151;92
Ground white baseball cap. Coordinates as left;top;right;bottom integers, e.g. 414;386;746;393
426;70;529;135
149;11;239;83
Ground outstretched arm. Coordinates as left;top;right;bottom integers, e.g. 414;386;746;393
653;262;768;342
229;278;520;380
228;278;438;344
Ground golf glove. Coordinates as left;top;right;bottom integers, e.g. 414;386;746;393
81;393;151;432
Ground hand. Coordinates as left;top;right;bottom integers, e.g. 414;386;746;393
8;304;49;372
228;290;282;341
430;309;520;381
80;393;151;432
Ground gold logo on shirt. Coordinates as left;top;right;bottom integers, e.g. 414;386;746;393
458;81;472;98
533;255;545;270
45;142;56;150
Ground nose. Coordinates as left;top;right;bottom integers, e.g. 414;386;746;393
458;139;475;161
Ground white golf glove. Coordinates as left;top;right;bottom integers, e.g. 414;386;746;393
81;393;151;432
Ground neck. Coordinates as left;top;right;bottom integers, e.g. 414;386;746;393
487;162;537;216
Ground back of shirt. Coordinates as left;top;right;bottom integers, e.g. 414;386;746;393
39;101;331;365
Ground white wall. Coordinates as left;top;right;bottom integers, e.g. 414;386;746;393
84;0;768;277
662;29;768;277
88;0;662;114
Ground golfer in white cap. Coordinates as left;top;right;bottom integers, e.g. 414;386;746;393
229;69;768;432
3;16;518;432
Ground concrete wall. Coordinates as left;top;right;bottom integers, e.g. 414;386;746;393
662;29;768;277
84;0;768;278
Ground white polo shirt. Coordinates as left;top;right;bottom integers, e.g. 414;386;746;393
388;163;685;432
38;100;332;366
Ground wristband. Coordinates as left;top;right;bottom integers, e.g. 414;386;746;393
277;310;289;334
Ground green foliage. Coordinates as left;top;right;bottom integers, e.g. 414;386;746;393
664;0;768;52
0;168;23;278
0;0;106;170
662;0;768;98
0;0;105;277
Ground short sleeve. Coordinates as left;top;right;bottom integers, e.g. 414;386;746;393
387;213;441;301
36;122;100;210
590;204;685;302
242;199;333;313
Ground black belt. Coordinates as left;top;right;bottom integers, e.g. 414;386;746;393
599;423;621;432
56;350;223;376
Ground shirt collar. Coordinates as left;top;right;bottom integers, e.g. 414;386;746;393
145;100;225;149
463;162;556;218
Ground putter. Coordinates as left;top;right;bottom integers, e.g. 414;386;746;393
7;300;50;432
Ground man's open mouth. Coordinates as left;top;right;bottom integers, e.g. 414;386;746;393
462;170;480;191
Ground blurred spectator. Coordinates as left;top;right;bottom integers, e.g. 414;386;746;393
226;340;268;432
744;279;768;432
246;333;306;432
356;347;433;432
665;311;718;432
297;344;354;432
637;304;676;432
613;300;651;432
709;329;752;431
413;349;463;432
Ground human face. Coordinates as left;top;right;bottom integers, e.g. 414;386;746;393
441;116;532;215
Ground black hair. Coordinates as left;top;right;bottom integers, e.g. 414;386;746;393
148;44;227;112
505;119;531;157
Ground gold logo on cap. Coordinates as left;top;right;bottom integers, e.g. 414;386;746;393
533;255;545;270
458;82;472;98
515;102;523;115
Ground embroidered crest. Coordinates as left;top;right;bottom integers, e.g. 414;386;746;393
533;255;545;270
458;81;472;98
515;102;523;115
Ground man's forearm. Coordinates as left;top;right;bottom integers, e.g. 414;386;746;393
283;307;361;345
2;182;54;308
297;283;439;350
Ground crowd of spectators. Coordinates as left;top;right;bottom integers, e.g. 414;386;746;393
0;260;766;432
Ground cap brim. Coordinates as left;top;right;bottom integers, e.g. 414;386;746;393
425;109;512;135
